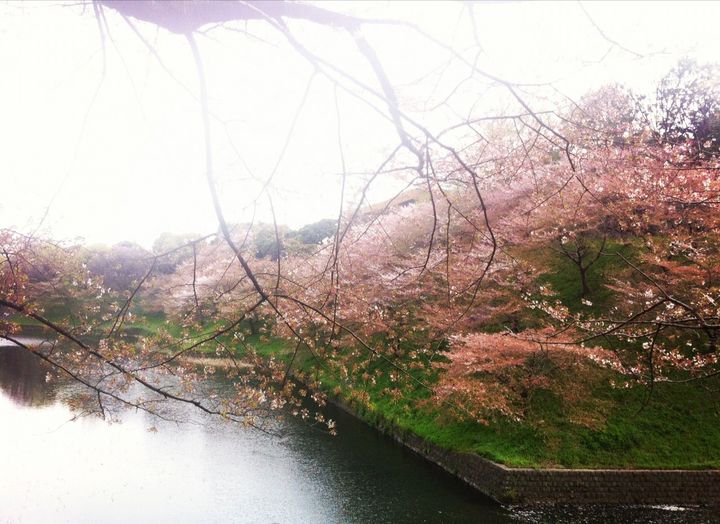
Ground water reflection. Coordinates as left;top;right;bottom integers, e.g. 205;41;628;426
0;343;57;406
0;344;715;523
0;344;507;523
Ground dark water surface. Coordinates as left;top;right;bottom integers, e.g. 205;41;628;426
0;343;716;523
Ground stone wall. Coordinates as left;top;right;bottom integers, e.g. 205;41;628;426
399;429;720;505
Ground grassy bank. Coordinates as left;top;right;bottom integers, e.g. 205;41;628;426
240;242;720;470
254;337;720;469
15;307;720;469
12;243;720;470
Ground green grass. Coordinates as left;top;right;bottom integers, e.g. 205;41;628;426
291;341;720;469
536;239;638;315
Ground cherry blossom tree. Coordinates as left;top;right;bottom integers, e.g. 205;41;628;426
2;1;719;428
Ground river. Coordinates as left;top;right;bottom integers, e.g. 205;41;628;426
0;342;715;523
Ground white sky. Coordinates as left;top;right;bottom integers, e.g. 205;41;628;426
1;1;719;248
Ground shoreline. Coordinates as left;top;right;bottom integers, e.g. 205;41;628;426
176;353;720;505
325;396;720;506
11;335;719;506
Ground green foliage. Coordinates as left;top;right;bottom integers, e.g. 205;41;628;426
288;218;337;245
253;219;337;260
253;223;285;260
152;232;198;274
85;242;152;291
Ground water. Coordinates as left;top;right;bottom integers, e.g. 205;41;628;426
0;343;716;523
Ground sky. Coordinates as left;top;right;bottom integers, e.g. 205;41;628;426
1;1;719;248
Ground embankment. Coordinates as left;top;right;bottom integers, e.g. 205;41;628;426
329;397;720;506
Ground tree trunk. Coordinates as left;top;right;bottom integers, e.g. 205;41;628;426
248;312;260;336
579;266;591;297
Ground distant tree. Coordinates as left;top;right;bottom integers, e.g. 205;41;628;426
152;232;198;274
252;223;285;261
554;235;606;298
288;219;337;245
653;59;720;160
86;242;151;291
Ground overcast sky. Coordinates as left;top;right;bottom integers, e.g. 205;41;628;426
1;1;719;248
